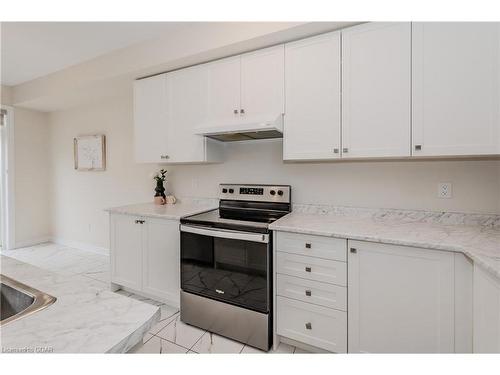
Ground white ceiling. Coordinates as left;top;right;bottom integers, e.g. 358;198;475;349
0;22;185;86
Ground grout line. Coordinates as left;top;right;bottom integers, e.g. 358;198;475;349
187;330;208;352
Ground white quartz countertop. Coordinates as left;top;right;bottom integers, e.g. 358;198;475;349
270;207;500;281
105;201;218;220
0;256;159;353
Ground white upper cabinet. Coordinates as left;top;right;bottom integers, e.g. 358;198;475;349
133;69;223;164
283;32;341;160
133;74;170;163
201;46;284;129
168;66;223;163
412;22;500;156
342;22;411;158
240;45;285;120
205;56;241;125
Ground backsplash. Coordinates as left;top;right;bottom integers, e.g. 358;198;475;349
291;203;500;228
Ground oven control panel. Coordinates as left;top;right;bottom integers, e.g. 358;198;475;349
219;184;290;203
239;187;264;195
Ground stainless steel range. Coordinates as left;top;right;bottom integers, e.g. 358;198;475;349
179;184;291;351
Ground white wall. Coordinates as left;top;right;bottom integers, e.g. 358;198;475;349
47;93;500;250
13;107;51;246
1;85;12;105
48;93;154;251
170;143;500;215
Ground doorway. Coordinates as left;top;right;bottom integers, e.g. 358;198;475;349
1;106;15;250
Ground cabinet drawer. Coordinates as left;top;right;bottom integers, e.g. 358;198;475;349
277;296;347;353
277;274;347;311
277;231;346;261
277;252;347;286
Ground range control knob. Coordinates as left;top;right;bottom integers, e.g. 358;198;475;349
222;188;228;193
228;188;234;194
270;190;276;196
278;190;284;196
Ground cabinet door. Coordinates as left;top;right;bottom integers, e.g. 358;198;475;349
412;22;500;156
110;214;143;291
205;56;241;125
342;23;411;158
283;32;341;160
240;45;284;120
167;65;208;163
348;240;455;353
133;74;170;163
473;264;500;353
142;218;180;306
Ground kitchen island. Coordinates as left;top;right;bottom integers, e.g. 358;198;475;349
0;256;159;353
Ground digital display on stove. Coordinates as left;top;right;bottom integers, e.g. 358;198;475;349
240;187;264;195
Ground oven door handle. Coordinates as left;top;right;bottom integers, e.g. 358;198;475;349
180;224;269;244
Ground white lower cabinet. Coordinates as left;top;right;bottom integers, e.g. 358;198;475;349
473;264;500;353
277;296;347;353
348;240;455;353
110;213;143;291
275;231;348;353
110;213;180;307
275;233;475;353
142;217;180;305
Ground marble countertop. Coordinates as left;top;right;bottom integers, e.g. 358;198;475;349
105;199;218;220
270;205;500;280
0;256;159;353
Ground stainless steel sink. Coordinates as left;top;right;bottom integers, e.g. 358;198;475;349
0;274;56;326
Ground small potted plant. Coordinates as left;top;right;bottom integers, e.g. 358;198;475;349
152;169;167;205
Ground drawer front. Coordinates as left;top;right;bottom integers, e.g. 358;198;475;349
277;296;347;353
277;252;347;286
277;231;347;261
277;274;347;311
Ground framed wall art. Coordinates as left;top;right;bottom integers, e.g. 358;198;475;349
74;134;106;171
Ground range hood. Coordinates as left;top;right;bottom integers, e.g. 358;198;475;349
196;114;283;142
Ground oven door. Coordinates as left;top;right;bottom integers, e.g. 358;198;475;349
180;224;270;314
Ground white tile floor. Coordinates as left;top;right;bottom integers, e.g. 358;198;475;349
1;242;309;354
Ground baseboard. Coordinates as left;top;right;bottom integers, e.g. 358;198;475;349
14;236;52;249
51;237;110;256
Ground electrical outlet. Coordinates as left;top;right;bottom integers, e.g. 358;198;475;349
438;183;452;199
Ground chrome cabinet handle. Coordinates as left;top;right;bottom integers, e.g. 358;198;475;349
160;155;169;160
305;267;311;273
233;109;238;114
415;145;422;151
305;290;312;297
135;220;145;224
240;109;245;114
343;148;348;153
333;148;339;154
305;322;312;330
305;243;311;249
350;248;357;253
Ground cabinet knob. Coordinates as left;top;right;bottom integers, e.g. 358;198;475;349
305;243;311;249
333;148;339;154
415;145;422;151
305;322;312;330
305;290;312;297
135;220;145;224
233;109;238;114
160;155;169;160
240;108;245;114
343;148;349;153
305;266;311;273
350;248;357;254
